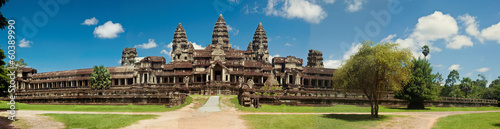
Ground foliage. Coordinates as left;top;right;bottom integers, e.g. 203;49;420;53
433;112;500;129
89;65;112;90
333;41;413;117
0;46;9;97
444;70;460;87
0;96;193;112
42;113;158;129
0;0;9;30
6;58;27;68
459;77;473;98
422;45;429;58
482;76;500;102
395;58;439;109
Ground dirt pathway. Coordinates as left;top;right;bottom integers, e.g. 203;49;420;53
1;97;498;129
122;96;247;129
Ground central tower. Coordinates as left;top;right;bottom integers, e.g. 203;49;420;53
211;14;232;50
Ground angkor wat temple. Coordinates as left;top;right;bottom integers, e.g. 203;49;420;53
11;14;335;106
10;15;497;107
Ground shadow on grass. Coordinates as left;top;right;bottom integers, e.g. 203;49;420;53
493;123;500;127
388;107;431;110
0;115;16;129
321;114;390;122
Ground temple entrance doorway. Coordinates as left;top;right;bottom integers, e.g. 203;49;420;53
214;64;223;82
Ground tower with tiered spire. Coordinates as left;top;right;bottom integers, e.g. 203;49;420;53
211;14;231;48
171;23;194;62
247;22;270;62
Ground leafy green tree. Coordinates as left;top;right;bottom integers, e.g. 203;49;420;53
6;58;27;68
474;74;487;89
395;58;439;109
483;76;500;101
445;70;460;87
422;45;429;59
89;65;112;90
460;77;473;98
0;0;10;30
334;41;412;117
441;70;460;97
0;46;9;97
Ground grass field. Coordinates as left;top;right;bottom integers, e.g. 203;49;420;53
242;114;391;129
41;113;158;129
433;112;500;129
229;97;500;113
0;96;193;112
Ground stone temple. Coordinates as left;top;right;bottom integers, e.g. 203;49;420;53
12;14;335;105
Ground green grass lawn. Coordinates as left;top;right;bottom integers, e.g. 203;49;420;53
0;96;192;112
242;114;391;129
433;112;500;129
41;113;158;129
230;97;500;113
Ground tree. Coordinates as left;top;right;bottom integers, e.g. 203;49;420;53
6;58;28;68
460;77;473;98
474;74;487;89
334;41;412;117
0;0;10;30
89;65;112;90
445;70;460;87
421;45;429;59
0;46;9;97
483;76;500;101
395;58;439;109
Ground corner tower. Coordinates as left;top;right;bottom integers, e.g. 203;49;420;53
306;49;324;68
247;22;269;62
171;23;194;62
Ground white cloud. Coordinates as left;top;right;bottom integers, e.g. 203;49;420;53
292;37;296;40
324;0;335;4
448;64;462;71
160;49;170;57
458;14;483;43
466;72;473;77
265;0;327;24
191;42;204;49
343;43;361;60
446;35;473;49
380;34;396;43
345;0;365;12
435;64;443;67
413;11;458;41
269;54;280;63
480;22;500;44
227;25;239;35
93;21;124;39
82;17;98;26
384;11;473;59
134;39;158;49
476;67;490;72
324;59;342;69
284;43;292;46
459;14;500;44
118;59;122;64
19;38;33;48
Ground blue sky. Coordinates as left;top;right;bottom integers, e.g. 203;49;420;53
1;0;499;85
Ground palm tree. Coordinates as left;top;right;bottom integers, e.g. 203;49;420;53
89;65;112;90
422;45;429;59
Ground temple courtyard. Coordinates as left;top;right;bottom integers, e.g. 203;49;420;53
1;95;499;129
